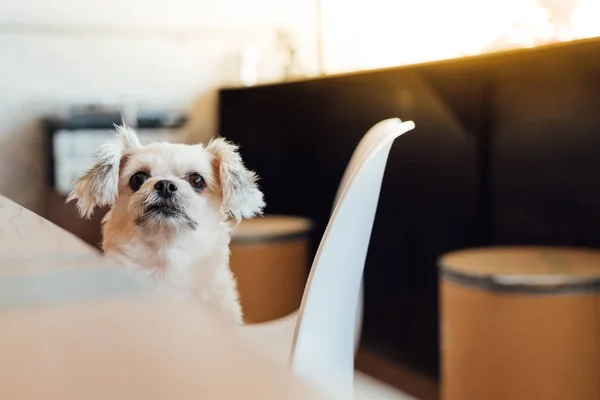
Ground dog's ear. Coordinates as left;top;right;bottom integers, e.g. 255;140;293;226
205;137;265;222
67;125;142;218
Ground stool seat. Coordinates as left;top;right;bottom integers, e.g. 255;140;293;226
232;215;313;244
439;246;600;400
440;246;600;292
229;215;313;324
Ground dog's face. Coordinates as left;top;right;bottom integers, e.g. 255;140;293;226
67;125;264;232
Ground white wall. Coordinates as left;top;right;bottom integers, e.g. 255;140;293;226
0;0;318;213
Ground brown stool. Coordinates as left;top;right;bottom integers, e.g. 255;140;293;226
230;215;312;324
439;246;600;400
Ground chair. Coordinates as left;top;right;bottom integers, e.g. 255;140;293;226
332;118;412;356
242;118;416;398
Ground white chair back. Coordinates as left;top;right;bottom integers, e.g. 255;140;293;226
289;118;415;397
332;118;411;356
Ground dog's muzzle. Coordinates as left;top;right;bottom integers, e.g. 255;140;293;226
135;195;197;230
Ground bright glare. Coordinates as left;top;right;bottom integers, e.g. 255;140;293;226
321;0;600;73
571;0;600;40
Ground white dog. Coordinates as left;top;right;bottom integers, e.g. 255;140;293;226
67;125;264;325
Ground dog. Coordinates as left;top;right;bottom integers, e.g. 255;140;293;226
67;125;264;325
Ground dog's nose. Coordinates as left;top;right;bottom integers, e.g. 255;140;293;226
154;180;178;197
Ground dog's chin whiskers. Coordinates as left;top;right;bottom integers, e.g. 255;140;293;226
135;204;197;231
185;217;198;230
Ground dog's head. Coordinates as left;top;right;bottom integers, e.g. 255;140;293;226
67;125;264;232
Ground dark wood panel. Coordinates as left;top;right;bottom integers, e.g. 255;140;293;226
219;37;600;381
492;55;600;246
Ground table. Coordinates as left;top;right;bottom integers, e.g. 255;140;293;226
0;195;323;399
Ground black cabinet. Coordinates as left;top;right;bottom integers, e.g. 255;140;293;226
219;38;600;379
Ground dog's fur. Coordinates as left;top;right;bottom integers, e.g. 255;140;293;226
67;125;264;325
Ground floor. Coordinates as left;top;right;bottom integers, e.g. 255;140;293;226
355;348;438;400
355;371;418;399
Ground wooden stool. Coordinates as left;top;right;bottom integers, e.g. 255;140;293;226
230;215;312;324
439;246;600;400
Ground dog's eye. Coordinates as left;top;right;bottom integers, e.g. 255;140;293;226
187;173;206;190
129;171;149;192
